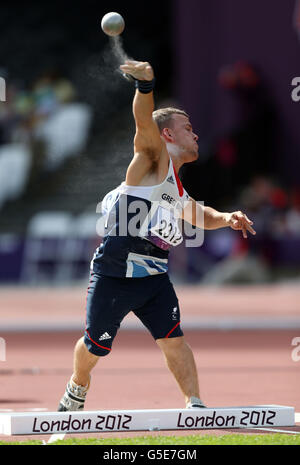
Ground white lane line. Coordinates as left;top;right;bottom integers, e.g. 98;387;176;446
0;408;49;412
46;434;66;444
248;427;300;434
24;408;49;412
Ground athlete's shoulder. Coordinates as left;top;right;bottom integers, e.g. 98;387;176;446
101;184;123;213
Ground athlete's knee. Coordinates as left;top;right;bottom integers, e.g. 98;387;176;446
83;333;112;357
156;335;185;352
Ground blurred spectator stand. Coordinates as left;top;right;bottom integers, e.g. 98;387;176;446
21;210;99;284
0;143;31;210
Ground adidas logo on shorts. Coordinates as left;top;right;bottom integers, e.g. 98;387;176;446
99;332;111;341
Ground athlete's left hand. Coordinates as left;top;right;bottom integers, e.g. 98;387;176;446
226;211;256;239
120;60;154;81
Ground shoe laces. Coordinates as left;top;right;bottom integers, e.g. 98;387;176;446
71;384;87;398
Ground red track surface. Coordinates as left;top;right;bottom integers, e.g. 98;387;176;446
1;285;300;329
1;329;299;442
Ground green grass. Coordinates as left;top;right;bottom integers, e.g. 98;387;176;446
1;433;300;445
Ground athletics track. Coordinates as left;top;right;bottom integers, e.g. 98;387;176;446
0;284;299;441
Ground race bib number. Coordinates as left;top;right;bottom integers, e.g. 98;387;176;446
147;206;183;247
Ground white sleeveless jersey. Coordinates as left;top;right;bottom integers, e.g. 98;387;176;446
91;159;190;278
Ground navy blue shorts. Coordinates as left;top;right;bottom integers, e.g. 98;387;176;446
84;272;183;356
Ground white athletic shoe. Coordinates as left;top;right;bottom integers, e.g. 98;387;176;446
57;376;90;412
186;396;206;409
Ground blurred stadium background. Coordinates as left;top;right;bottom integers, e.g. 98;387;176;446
0;0;300;328
1;1;300;435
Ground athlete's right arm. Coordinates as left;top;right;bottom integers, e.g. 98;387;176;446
119;60;167;185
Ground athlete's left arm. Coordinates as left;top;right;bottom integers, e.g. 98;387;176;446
182;197;256;239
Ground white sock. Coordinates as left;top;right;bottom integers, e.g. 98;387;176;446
70;375;90;391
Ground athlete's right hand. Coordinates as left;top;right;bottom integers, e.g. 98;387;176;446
120;60;154;81
226;211;256;239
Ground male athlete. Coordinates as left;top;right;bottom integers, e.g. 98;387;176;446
58;60;256;411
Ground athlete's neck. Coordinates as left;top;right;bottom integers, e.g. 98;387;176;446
166;144;185;172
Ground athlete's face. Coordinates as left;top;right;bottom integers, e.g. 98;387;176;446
169;114;199;163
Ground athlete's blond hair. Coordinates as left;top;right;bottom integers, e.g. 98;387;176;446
152;107;189;133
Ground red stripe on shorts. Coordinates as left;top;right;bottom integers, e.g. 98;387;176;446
85;330;111;351
165;321;181;338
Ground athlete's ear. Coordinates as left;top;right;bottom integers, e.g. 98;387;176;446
161;127;174;143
